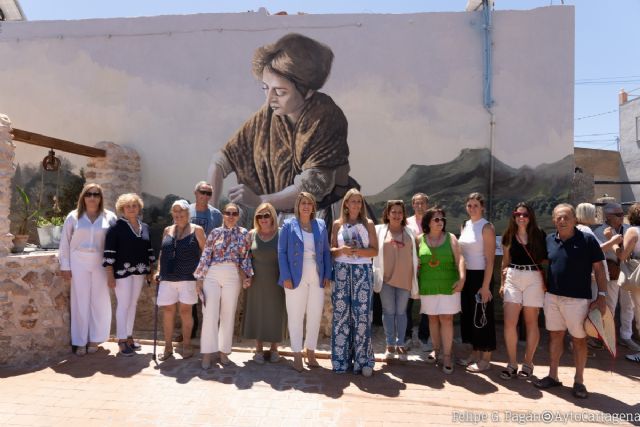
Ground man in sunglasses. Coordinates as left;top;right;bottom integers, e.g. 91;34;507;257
185;181;223;340
595;203;640;351
189;181;223;237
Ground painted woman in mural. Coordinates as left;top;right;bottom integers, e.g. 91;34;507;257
208;33;352;218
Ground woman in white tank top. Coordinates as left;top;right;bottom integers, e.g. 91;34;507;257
612;203;640;363
457;192;497;372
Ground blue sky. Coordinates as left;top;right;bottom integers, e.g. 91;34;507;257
17;0;640;151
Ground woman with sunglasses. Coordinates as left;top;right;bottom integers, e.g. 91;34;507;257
498;203;547;379
59;183;117;356
243;202;286;364
278;192;332;372
103;193;156;356
195;203;253;368
155;200;206;361
372;200;419;362
330;188;378;376
418;207;465;374
457;192;496;372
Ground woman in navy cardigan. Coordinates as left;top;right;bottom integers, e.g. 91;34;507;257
278;192;332;372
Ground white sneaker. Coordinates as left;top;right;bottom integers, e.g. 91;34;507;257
384;346;396;360
361;366;373;377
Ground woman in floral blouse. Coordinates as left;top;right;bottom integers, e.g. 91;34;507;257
195;202;253;369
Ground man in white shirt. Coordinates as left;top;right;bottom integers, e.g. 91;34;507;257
405;193;432;351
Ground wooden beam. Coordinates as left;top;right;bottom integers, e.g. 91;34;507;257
12;128;106;157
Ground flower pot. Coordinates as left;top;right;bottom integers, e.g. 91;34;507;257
37;225;62;249
11;234;29;253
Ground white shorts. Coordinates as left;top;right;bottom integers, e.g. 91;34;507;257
503;268;545;307
543;293;589;338
157;280;198;306
420;293;461;315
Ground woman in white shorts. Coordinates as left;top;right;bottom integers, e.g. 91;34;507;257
417;207;465;374
156;200;206;361
499;202;547;379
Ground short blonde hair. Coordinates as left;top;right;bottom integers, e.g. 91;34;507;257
294;192;316;220
339;188;369;225
253;202;278;231
115;193;144;217
576;203;596;225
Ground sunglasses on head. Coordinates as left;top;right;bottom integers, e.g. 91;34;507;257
432;217;446;223
198;190;213;196
84;192;101;198
256;213;271;220
513;211;530;218
224;211;239;217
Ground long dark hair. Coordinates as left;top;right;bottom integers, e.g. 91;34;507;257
502;202;545;262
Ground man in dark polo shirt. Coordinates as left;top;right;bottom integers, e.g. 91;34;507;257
534;203;607;399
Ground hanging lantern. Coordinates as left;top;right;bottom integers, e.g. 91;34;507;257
42;149;61;171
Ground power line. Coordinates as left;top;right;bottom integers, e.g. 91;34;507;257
574;132;618;137
576;75;640;81
575;109;618;121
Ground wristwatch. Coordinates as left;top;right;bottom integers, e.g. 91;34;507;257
598;291;607;297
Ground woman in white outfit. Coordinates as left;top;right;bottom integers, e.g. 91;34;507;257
59;183;116;356
195;203;253;369
103;193;156;357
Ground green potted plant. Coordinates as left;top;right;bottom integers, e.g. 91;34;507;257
36;214;65;249
12;185;39;253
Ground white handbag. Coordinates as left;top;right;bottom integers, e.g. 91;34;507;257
617;258;640;290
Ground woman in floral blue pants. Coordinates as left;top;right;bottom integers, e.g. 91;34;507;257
330;189;378;376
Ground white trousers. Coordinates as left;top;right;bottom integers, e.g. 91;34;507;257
70;252;111;346
114;275;145;340
285;259;324;353
200;263;242;354
606;280;640;339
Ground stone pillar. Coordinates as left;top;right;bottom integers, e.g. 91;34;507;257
0;114;16;256
85;141;141;211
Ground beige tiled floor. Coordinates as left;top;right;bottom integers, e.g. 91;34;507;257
1;326;639;426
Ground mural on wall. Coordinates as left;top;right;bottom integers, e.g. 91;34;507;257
0;7;574;241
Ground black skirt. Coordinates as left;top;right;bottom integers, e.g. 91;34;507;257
460;269;496;352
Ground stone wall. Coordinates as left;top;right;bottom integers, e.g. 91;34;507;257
0;253;70;368
85;141;141;212
0;114;15;256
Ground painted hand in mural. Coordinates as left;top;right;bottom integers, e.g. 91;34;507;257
228;184;262;208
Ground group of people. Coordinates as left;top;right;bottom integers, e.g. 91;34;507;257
59;180;640;400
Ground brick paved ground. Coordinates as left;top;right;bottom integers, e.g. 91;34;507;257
1;325;639;427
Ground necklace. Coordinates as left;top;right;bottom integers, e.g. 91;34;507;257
174;224;189;240
258;227;276;241
300;221;312;232
426;234;443;268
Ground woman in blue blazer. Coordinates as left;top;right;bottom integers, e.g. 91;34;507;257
278;192;332;372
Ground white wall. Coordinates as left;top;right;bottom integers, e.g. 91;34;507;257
0;6;573;199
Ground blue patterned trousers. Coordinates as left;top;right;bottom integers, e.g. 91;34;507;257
331;262;375;373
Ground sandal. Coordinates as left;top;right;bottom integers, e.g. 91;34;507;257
456;356;475;367
534;376;562;389
426;349;439;364
441;355;453;374
572;382;588;399
500;364;518;380
181;345;194;359
158;347;173;361
518;363;534;378
467;360;491;373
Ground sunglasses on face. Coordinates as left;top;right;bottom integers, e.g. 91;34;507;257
198;190;213;196
608;212;624;218
224;211;239;217
432;217;446;223
84;192;101;198
256;213;271;220
513;211;530;218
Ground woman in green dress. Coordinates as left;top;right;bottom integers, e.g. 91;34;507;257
417;207;465;374
243;202;286;364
